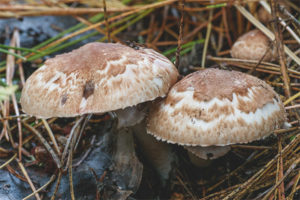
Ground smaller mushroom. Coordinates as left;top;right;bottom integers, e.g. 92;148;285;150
231;29;276;62
147;68;288;165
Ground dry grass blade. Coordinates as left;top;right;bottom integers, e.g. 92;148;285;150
69;151;75;200
51;170;63;200
22;121;62;169
175;0;185;69
206;56;300;79
289;170;300;199
201;8;213;68
17;160;41;200
263;157;300;200
20;0;177;63
42;119;61;156
0;5;133;17
0;1;299;199
270;0;291;98
61;115;85;170
223;133;300;200
275;135;285;200
260;1;300;44
284;91;300;106
0;153;17;169
102;0;111;42
23;175;56;200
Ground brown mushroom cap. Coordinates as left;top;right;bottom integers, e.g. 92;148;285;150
147;68;286;146
230;29;276;62
21;42;178;118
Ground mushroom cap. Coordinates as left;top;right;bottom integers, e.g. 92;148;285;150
230;29;276;62
147;68;286;146
21;42;178;118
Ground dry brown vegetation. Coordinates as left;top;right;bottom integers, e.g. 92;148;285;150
0;0;299;199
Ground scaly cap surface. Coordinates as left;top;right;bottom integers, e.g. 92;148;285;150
147;68;286;146
21;42;178;118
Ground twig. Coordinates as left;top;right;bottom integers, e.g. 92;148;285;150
23;175;56;200
42;119;61;156
51;170;62;200
284;91;300;106
19;0;176;64
74;114;92;151
275;134;285;200
73;135;96;167
61;115;85;169
175;0;185;69
69;150;75;200
288;170;300;199
102;0;110;42
0;5;133;17
270;0;291;98
223;133;300;200
201;8;213;68
18;161;41;200
0;153;17;169
22;121;61;169
259;1;300;44
262;157;300;200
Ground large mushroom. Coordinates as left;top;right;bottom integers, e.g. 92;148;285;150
20;42;179;196
21;42;178;119
147;68;288;164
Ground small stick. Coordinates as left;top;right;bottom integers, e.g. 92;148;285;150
23;175;56;200
42;119;61;156
102;0;111;42
0;153;17;169
175;0;185;69
270;0;291;99
231;144;273;150
284;91;300;106
69;151;75;200
18;161;41;200
61;115;85;168
51;170;62;200
263;157;300;200
73;135;96;167
201;9;213;68
288;170;300;199
74;114;92;151
22;121;61;169
275;134;285;200
223;134;300;200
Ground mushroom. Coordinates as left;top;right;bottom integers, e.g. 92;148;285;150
230;29;276;62
132;120;176;185
20;42;179;195
21;42;178;120
147;68;288;165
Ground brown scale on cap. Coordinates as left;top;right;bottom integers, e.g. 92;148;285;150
147;68;287;146
21;42;179;118
230;29;277;62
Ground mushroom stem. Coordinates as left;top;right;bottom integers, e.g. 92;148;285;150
111;128;143;194
114;104;147;129
184;145;231;167
133;121;176;185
